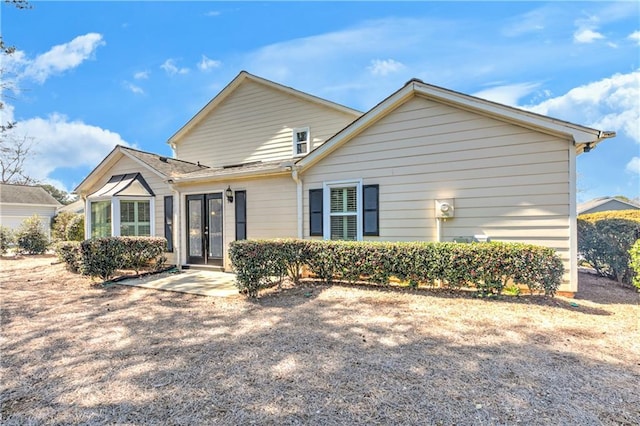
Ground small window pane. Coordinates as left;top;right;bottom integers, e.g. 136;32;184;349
138;225;151;236
296;142;307;155
120;224;135;236
91;201;111;238
296;131;308;142
330;216;357;240
138;201;150;222
330;187;356;213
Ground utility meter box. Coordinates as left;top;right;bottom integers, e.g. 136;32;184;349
435;199;455;219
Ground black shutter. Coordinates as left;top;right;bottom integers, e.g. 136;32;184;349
363;184;379;236
164;196;174;252
235;190;247;240
309;189;323;236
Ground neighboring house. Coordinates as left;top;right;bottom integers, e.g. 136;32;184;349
57;199;85;215
75;71;616;294
0;183;62;239
577;197;640;215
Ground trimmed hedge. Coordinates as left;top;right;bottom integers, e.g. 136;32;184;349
0;225;13;255
55;241;82;273
229;239;564;298
629;239;640;290
578;210;640;284
71;237;167;281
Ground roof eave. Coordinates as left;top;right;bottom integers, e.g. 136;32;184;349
171;166;288;184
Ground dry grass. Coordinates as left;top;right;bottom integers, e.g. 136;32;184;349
1;255;639;425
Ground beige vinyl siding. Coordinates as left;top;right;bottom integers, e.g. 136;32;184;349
303;95;574;290
83;156;176;264
175;80;358;168
177;175;297;269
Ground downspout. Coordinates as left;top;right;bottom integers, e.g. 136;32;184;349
291;169;303;239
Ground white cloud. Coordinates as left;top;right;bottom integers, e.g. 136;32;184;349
22;33;105;83
368;59;405;77
8;113;130;190
198;55;221;71
574;28;605;44
628;30;640;44
473;82;540;107
525;70;640;143
160;59;189;76
626;157;640;175
123;81;144;95
134;70;150;79
205;11;220;17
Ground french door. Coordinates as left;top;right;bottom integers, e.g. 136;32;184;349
186;193;223;266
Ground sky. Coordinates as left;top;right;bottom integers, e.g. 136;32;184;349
1;1;639;202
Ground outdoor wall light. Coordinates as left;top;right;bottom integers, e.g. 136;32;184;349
225;186;234;203
583;143;592;153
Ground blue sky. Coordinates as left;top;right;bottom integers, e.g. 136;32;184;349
2;1;639;202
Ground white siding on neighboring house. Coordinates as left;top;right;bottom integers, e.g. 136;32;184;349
175;80;358;168
177;175;297;269
302;95;574;290
0;204;58;238
82;155;176;264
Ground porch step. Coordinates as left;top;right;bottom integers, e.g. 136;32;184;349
182;265;225;272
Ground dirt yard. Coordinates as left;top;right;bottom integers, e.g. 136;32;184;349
1;255;638;425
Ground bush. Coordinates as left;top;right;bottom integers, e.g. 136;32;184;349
55;241;82;273
15;215;49;255
51;211;77;242
66;214;85;241
629;240;640;290
578;210;640;284
0;225;13;255
78;236;167;281
229;239;564;298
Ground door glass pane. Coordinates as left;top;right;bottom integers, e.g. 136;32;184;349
208;197;223;258
188;199;202;257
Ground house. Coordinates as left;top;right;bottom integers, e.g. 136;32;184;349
57;199;85;215
75;71;616;294
578;197;640;215
0;183;62;239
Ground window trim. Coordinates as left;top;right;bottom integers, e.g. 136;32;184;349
292;126;310;157
88;196;155;238
323;179;363;241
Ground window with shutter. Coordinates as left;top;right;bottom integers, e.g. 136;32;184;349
329;186;357;240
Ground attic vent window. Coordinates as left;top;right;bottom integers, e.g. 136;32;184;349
293;127;310;156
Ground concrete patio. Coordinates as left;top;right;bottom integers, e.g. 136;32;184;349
117;269;239;297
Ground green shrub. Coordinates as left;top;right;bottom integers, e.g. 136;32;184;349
66;214;85;241
79;236;167;281
80;237;124;280
55;241;82;273
119;236;167;273
629;239;640;290
229;239;564;298
578;210;640;284
15;215;49;255
51;211;77;242
0;225;13;255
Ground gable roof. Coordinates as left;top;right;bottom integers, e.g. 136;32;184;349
167;70;362;146
578;197;640;214
296;78;616;171
0;183;62;206
75;145;207;193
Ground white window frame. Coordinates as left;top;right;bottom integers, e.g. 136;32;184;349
87;196;155;238
323;179;363;241
292;126;310;157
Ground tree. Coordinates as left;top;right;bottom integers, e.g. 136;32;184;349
1;0;35;185
40;184;73;205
